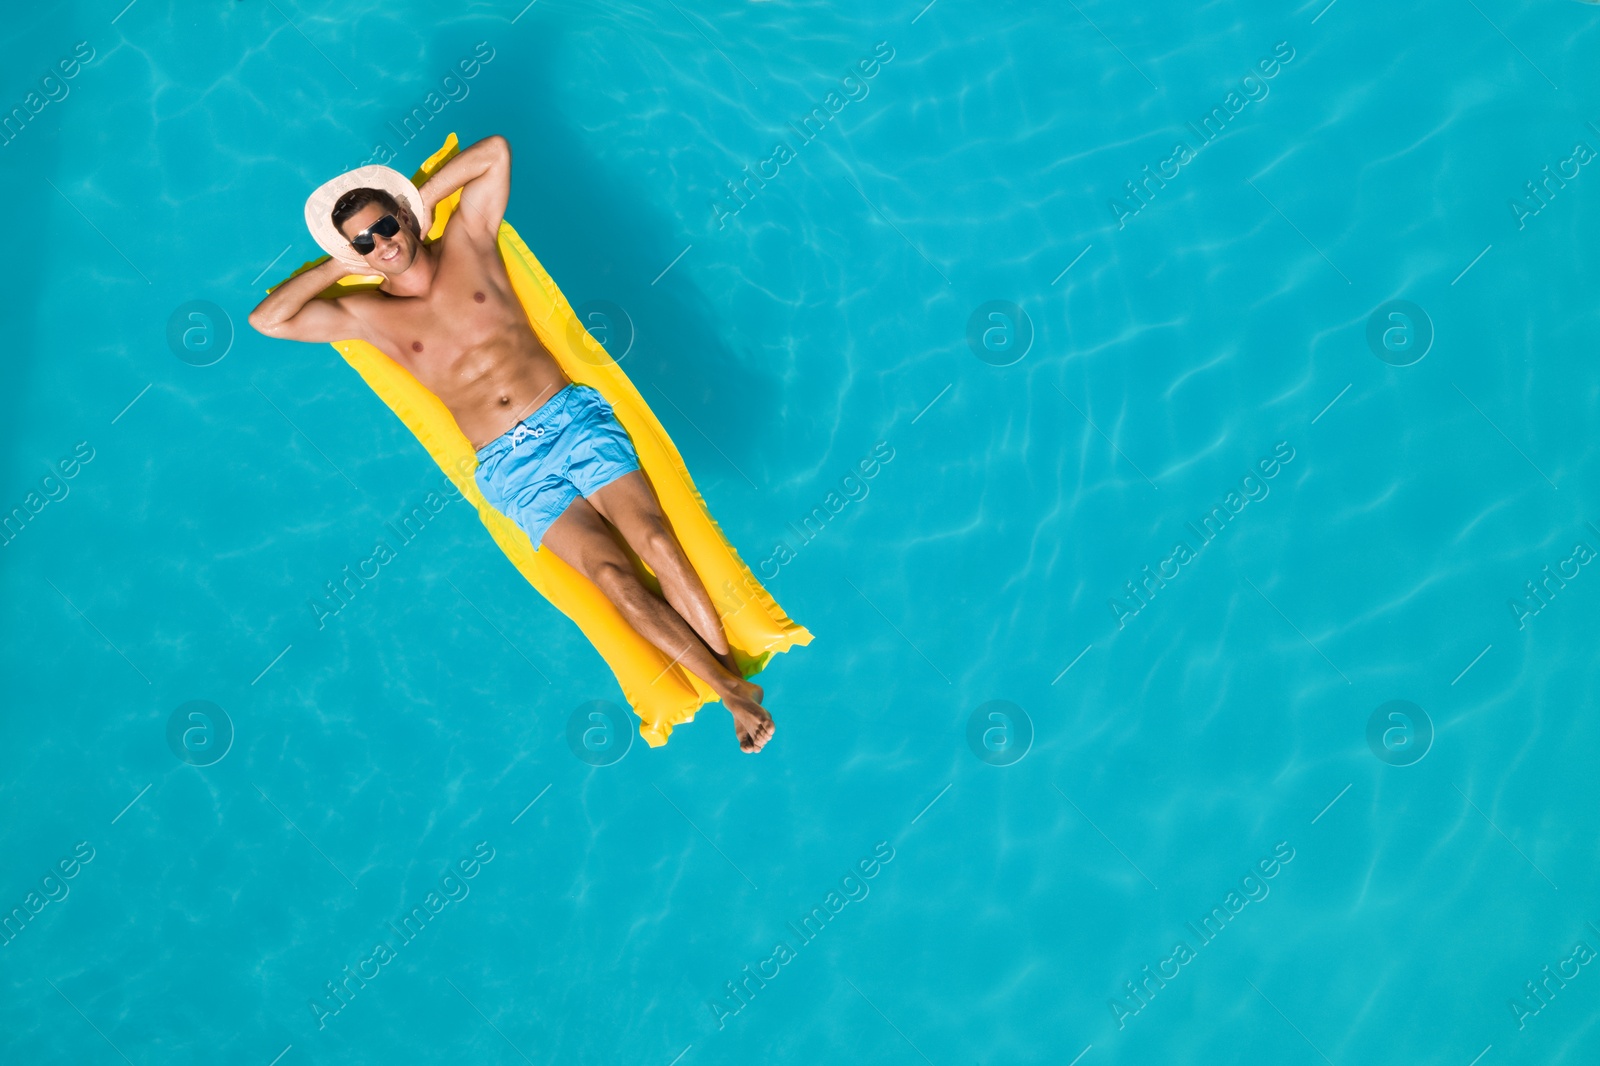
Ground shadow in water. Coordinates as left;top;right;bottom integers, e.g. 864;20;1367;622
0;3;74;575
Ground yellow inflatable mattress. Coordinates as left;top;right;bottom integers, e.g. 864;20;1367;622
268;132;811;746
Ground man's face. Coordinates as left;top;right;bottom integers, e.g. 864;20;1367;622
339;202;417;273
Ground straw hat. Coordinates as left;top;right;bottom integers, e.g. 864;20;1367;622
303;164;434;273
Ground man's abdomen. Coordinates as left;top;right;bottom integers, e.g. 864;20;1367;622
439;329;571;451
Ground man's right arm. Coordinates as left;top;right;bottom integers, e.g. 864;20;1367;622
247;257;366;343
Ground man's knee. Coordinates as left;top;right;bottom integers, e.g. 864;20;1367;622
635;518;679;571
590;560;640;605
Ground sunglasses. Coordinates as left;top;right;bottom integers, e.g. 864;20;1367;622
348;213;401;254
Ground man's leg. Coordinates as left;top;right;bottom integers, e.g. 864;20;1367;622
584;470;742;674
540;493;775;752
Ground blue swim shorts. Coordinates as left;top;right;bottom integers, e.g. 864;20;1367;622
473;383;641;549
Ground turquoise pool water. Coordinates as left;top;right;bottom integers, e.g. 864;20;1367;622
4;1;1600;1063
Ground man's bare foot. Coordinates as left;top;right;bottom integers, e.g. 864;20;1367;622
728;697;775;752
724;676;773;753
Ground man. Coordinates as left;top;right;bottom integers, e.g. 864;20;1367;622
248;135;775;752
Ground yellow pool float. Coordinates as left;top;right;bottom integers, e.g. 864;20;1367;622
268;132;811;746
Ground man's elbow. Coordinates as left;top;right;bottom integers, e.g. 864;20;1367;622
248;309;289;338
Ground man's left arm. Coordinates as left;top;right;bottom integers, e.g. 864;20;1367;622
418;134;511;239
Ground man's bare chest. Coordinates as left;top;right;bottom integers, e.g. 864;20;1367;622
367;248;525;370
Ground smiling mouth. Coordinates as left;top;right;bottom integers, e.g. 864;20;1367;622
380;248;399;262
